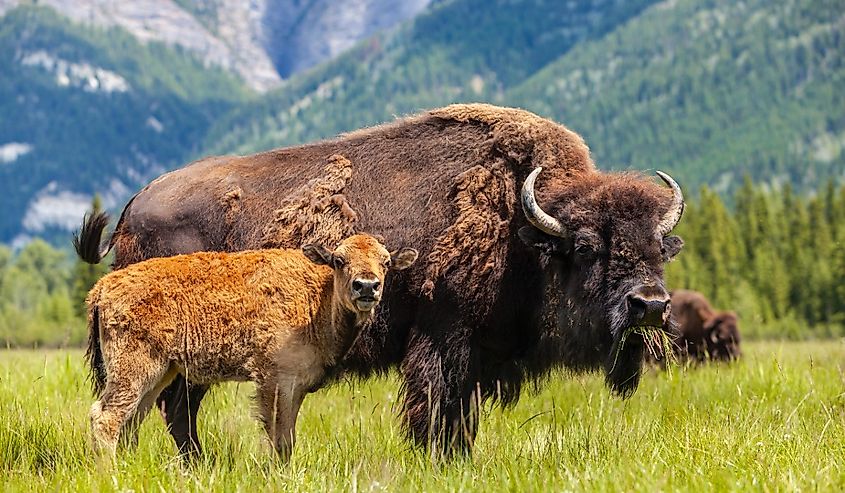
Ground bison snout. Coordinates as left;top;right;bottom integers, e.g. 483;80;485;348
626;289;670;328
352;278;381;297
352;278;381;312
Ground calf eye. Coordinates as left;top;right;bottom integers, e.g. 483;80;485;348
332;256;347;269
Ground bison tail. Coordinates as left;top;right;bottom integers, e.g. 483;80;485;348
73;211;111;264
86;304;107;395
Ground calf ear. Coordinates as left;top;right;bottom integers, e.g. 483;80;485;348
518;226;568;256
390;248;419;271
302;244;333;266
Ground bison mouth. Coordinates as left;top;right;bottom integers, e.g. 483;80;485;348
353;296;379;312
605;325;674;397
619;326;674;362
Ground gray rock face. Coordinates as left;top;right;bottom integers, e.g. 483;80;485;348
0;0;431;90
262;0;431;77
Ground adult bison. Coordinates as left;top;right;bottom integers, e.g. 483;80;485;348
670;290;741;362
75;104;684;457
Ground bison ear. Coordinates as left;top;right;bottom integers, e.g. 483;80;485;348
518;226;569;257
662;235;684;260
390;248;419;271
302;244;333;266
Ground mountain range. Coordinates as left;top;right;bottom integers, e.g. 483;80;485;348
1;0;842;245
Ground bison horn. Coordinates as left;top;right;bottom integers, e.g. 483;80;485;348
655;170;684;236
521;167;567;238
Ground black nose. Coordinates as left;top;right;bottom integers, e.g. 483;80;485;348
627;289;669;327
352;279;380;296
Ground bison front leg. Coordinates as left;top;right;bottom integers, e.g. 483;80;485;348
401;330;481;459
257;377;306;462
156;375;209;458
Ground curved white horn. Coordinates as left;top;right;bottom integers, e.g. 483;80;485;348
521;167;566;238
655;170;684;236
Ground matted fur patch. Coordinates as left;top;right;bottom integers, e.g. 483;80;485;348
422;161;514;311
260;154;358;249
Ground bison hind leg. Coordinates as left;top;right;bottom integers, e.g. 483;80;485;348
89;354;171;458
119;365;179;451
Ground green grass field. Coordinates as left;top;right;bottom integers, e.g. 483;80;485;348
1;341;843;492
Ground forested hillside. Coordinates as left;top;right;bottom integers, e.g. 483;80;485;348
203;0;658;154
205;0;844;197
0;6;248;244
510;0;845;192
2;0;842;243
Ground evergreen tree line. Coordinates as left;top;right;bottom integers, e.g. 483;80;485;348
667;178;845;339
1;182;843;347
0;197;108;347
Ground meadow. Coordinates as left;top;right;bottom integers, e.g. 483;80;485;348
1;341;843;492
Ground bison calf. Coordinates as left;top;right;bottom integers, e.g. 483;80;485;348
86;234;417;460
670;289;741;362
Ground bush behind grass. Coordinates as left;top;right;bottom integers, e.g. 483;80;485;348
1;341;843;491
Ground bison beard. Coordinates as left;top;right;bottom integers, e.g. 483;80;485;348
74;104;683;458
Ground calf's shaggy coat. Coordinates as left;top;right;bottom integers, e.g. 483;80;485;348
86;234;417;459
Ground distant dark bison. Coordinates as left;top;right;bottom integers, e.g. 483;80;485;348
75;104;684;457
670;290;741;362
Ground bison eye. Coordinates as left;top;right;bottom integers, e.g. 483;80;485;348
574;243;594;257
332;256;347;269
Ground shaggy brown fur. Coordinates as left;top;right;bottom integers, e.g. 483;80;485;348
670;290;741;362
260;154;358;248
86;234;417;460
421;160;514;305
75;104;683;457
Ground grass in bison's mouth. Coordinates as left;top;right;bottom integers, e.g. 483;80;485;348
612;326;676;375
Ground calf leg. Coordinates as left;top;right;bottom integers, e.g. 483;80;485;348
256;377;306;462
90;354;169;457
156;375;209;458
401;330;481;459
121;367;178;450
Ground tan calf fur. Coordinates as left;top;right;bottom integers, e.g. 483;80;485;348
86;233;417;461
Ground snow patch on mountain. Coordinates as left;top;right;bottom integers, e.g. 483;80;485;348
21;50;130;93
21;183;92;233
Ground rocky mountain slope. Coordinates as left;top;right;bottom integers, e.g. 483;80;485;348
203;0;657;154
0;6;248;244
0;0;430;91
